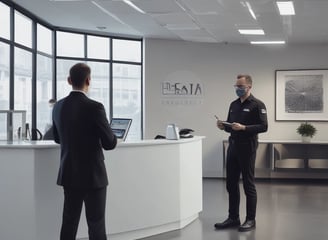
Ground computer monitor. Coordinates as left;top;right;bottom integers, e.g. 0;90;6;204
110;118;132;141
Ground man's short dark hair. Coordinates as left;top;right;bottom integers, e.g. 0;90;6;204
69;63;91;88
237;74;252;86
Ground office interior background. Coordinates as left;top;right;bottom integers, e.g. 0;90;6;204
1;0;328;179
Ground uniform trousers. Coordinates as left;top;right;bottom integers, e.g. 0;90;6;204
226;137;258;220
60;186;107;240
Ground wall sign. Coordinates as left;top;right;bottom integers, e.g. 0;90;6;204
161;71;204;106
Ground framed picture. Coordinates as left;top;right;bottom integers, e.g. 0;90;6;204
275;69;328;121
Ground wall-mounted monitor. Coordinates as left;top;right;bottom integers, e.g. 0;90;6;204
110;118;132;141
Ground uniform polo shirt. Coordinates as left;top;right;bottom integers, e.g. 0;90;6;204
225;94;268;140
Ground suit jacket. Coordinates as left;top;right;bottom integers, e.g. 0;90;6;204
43;125;54;140
52;91;117;188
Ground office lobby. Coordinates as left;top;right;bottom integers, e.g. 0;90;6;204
1;1;328;240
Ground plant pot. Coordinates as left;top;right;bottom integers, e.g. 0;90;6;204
302;136;312;142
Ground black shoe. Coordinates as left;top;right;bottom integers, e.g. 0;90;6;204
238;219;256;232
214;218;240;229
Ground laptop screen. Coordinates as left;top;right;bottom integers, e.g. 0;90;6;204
110;118;132;141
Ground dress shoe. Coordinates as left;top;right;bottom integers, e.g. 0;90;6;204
238;219;256;232
214;218;240;229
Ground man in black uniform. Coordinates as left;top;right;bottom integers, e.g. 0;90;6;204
214;74;268;232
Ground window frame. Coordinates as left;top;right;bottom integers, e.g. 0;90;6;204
0;0;143;140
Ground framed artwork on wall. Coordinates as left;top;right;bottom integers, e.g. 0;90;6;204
275;69;328;121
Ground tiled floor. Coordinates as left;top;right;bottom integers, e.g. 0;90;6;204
141;178;328;240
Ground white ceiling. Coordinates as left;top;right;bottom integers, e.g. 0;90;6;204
9;0;328;44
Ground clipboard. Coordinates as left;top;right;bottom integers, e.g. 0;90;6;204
222;121;232;127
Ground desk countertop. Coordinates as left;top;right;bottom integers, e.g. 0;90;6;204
0;136;205;149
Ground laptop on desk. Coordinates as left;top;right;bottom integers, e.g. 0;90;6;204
110;118;132;142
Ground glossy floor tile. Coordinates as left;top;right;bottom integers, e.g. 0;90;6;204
141;178;328;240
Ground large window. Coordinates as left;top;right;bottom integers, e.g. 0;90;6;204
56;59;77;100
0;41;10;139
87;35;110;60
0;42;9;109
37;24;52;55
87;61;110;114
36;24;53;135
14;10;32;48
113;39;141;62
0;1;143;140
14;47;32;126
37;54;53;134
56;32;142;140
56;60;110;115
57;31;84;58
113;63;141;140
0;1;10;40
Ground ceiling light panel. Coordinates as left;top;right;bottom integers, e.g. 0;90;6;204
127;0;183;14
122;0;145;14
238;29;265;35
244;1;256;20
95;0;145;14
276;1;295;15
250;40;285;44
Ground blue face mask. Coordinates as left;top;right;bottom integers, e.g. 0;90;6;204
236;87;247;97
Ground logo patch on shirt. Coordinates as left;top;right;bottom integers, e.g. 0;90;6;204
243;108;250;112
261;109;267;114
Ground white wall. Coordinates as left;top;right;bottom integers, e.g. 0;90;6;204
144;38;328;177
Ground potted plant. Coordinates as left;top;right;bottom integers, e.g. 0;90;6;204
296;122;316;142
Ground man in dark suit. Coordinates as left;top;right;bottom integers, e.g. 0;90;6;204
52;63;117;240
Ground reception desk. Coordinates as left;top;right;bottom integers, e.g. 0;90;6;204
0;137;204;240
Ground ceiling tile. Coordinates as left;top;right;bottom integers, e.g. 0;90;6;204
180;0;222;14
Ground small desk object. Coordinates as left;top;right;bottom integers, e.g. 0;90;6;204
110;118;132;141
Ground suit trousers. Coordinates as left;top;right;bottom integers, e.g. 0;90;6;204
60;186;107;240
226;138;258;220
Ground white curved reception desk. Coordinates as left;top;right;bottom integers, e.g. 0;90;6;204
0;137;204;240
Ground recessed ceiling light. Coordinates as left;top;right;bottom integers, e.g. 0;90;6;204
250;41;286;45
238;29;265;35
276;1;295;15
96;26;107;30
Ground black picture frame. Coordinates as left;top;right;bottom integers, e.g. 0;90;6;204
275;69;328;121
